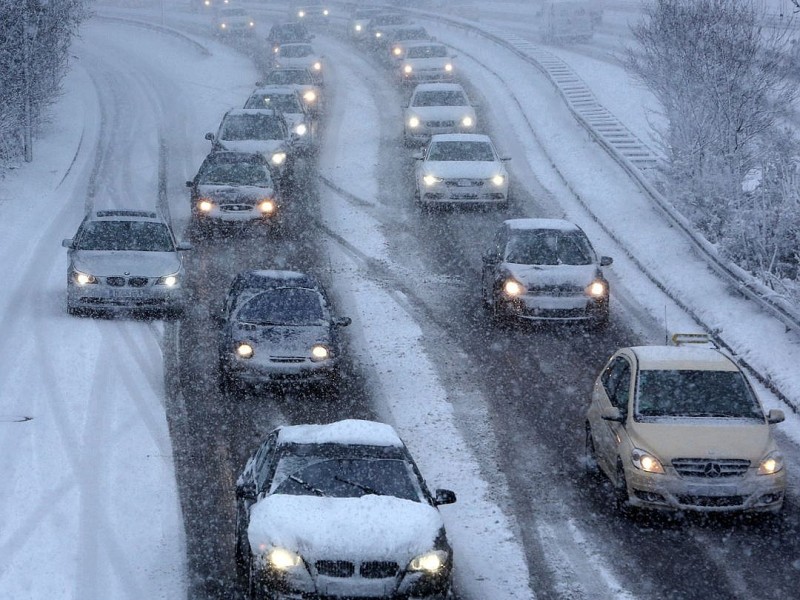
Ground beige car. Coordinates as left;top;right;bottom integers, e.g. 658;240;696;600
585;335;786;514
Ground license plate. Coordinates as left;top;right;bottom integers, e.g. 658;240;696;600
457;179;472;187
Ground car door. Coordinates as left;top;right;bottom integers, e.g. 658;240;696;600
591;355;632;474
482;226;507;304
236;432;279;555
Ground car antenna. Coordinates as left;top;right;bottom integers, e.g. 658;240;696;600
663;305;668;345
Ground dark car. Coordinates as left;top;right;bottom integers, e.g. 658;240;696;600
235;419;457;600
186;152;281;233
267;22;313;52
218;270;350;392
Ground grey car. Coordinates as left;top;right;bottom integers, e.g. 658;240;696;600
62;209;190;317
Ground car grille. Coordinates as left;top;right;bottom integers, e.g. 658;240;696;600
220;204;253;212
315;560;399;579
128;277;149;287
527;284;585;296
270;357;306;363
106;276;150;287
677;495;746;508
444;179;484;187
672;458;750;478
425;120;456;128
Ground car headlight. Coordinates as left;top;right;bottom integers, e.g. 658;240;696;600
310;344;330;361
375;31;382;38
249;21;255;27
587;280;607;298
409;550;447;573
408;116;420;128
72;270;96;285
631;448;664;474
298;10;305;17
323;9;329;15
271;151;287;166
268;547;302;570
294;123;308;136
259;199;276;214
313;61;322;71
491;174;505;186
236;343;254;359
355;24;362;31
157;274;179;287
403;64;412;74
220;23;227;29
198;198;214;212
422;174;442;186
273;46;279;54
503;279;525;297
393;46;402;56
462;116;474;127
444;63;453;72
758;452;784;475
303;90;317;102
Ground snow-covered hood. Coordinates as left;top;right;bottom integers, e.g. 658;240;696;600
421;161;504;179
197;184;275;204
504;263;599;289
276;56;320;70
72;251;181;278
248;494;443;562
232;323;330;356
629;420;773;462
217;139;285;156
404;57;451;69
406;106;474;121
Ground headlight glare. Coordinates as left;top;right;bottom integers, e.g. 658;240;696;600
462;116;474;127
409;550;446;573
503;279;525;297
310;344;330;361
313;61;322;71
236;343;254;359
157;274;178;287
491;174;505;186
403;64;412;74
408;116;420;128
422;174;441;186
444;63;453;72
259;199;276;214
198;198;214;212
73;270;96;285
631;448;664;474
269;547;302;570
295;123;308;136
587;281;607;297
758;452;784;475
271;151;287;166
303;90;317;102
393;47;402;56
355;24;362;31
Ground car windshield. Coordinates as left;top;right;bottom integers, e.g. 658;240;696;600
271;25;308;41
393;28;428;41
280;45;314;58
236;287;325;326
245;93;302;113
636;370;764;419
220;8;246;17
406;45;448;58
413;90;467;107
372;14;406;26
220;114;285;141
197;161;272;186
504;230;594;265
77;221;174;252
265;70;313;85
272;455;421;501
427;140;494;162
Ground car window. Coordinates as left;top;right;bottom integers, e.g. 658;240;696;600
77;221;174;252
406;45;448;58
504;231;594;265
601;356;631;410
280;45;314;58
253;432;278;492
220;114;286;141
265;70;313;85
236;287;326;326
427;141;494;162
272;456;422;501
245;93;302;113
198;161;273;186
413;90;467;107
636;369;764;419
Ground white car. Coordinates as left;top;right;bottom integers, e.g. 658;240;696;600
206;108;291;178
272;43;324;83
244;85;316;152
415;133;509;207
348;7;383;41
260;68;324;115
586;335;787;515
235;419;457;600
404;83;477;144
213;7;255;36
481;219;612;327
397;42;455;83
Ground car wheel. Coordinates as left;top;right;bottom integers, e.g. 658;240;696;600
588;310;609;331
585;423;599;475
234;504;249;581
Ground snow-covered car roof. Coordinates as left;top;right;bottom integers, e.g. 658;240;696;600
251;85;299;95
91;209;161;222
504;218;581;232
429;133;492;144
225;108;282;118
412;82;466;93
276;419;405;447
628;346;740;372
402;40;446;50
231;269;318;292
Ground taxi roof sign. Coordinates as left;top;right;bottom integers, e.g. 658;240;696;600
670;332;717;347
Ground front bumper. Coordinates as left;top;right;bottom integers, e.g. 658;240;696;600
224;356;338;384
67;281;185;313
192;203;279;224
498;294;607;322
405;122;476;143
420;179;507;204
401;70;455;83
625;467;786;513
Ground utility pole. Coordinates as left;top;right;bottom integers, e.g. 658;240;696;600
22;0;44;162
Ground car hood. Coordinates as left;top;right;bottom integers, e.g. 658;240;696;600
72;251;181;277
407;106;474;121
629;420;774;461
197;184;275;203
277;56;320;69
217;140;285;155
421;161;503;179
248;494;444;562
405;57;451;68
504;263;599;288
232;323;330;355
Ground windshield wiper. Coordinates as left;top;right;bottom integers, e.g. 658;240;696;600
334;476;383;496
289;475;327;496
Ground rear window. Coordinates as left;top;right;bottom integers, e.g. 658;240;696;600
220;114;286;141
413;90;467;107
245;93;302;113
406;45;448;59
427;140;494;162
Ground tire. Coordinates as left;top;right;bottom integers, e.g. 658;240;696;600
584;423;599;476
234;504;249;581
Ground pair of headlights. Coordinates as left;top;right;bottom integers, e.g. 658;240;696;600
71;270;178;287
407;116;474;129
197;198;276;215
502;279;606;298
266;547;446;573
422;174;504;187
236;342;329;361
630;448;784;476
403;64;453;73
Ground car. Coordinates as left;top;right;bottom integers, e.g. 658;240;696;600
272;43;324;83
186;152;281;232
366;13;409;50
244;86;316;152
397;42;455;83
414;133;509;207
289;0;330;23
217;270;351;391
348;7;384;41
266;22;313;53
205;108;292;179
235;419;457;600
213;7;255;36
386;25;431;62
260;68;324;115
404;83;477;145
585;334;787;515
62;209;190;317
481;219;612;327
189;0;227;11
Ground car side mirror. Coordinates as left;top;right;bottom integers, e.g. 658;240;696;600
210;308;226;327
500;156;512;162
600;256;613;267
412;151;424;160
767;409;785;424
176;241;192;251
255;81;264;87
482;253;498;265
434;488;457;506
61;238;74;249
600;406;625;423
335;316;352;327
185;180;194;188
236;481;257;501
205;132;215;141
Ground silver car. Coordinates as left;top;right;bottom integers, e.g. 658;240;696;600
244;86;316;152
404;83;477;145
62;209;190;317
